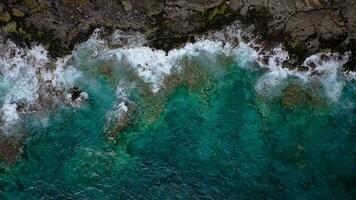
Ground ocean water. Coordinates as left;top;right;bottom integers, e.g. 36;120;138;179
0;31;356;199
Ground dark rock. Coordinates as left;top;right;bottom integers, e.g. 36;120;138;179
0;0;354;70
320;53;330;62
15;102;26;112
68;86;82;101
282;60;296;70
344;58;356;71
65;86;88;107
306;60;317;69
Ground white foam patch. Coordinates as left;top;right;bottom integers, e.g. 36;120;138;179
344;71;356;81
0;42;44;103
232;42;259;68
241;42;351;102
303;52;350;102
0;42;82;132
73;28;109;59
110;30;148;47
254;46;295;98
110;40;230;93
90;25;352;102
205;25;352;102
1;26;354;134
52;56;82;87
1;102;19;125
104;81;131;134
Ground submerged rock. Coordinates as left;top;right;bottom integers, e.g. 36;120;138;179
281;84;325;110
105;102;132;141
0;133;25;164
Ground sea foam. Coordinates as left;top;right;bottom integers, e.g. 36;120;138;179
81;26;352;102
111;40;228;93
0;42;83;133
1;25;353;135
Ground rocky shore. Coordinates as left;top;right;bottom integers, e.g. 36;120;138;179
0;0;356;164
0;0;355;70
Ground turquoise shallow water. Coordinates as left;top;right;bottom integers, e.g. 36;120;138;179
0;47;356;199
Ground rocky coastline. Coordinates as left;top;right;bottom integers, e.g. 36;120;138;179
0;0;355;70
0;0;355;164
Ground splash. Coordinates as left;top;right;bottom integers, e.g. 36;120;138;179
0;42;83;132
0;24;355;200
0;24;353;135
303;52;351;102
104;81;132;139
111;40;229;93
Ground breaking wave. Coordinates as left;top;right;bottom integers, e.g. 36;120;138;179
0;42;82;134
0;23;354;135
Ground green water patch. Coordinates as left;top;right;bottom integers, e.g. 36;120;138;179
0;54;355;199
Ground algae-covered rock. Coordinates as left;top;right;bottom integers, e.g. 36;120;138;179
11;8;25;17
281;84;325;110
0;11;11;23
23;0;37;8
2;21;17;33
208;4;229;21
121;1;133;12
0;134;25;164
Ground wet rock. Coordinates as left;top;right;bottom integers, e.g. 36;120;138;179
105;102;132;141
29;82;62;112
282;60;296;70
320;53;330;62
65;87;89;107
0;0;354;71
306;60;317;69
15;102;26;113
344;58;356;72
259;55;270;66
68;87;82;101
298;65;310;71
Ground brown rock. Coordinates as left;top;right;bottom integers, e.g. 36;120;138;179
0;11;11;23
0;0;354;70
281;84;325;110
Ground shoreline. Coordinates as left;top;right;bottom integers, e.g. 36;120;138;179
0;0;355;71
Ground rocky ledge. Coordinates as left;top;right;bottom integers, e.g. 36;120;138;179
0;0;355;70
